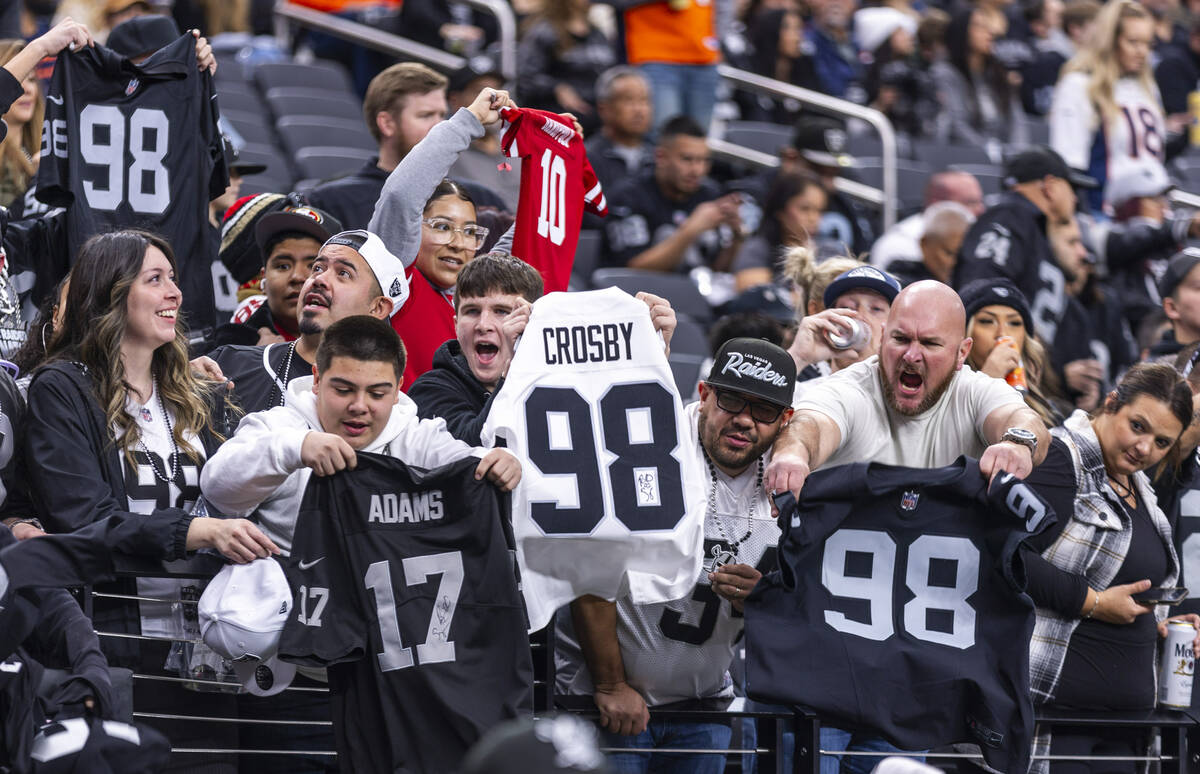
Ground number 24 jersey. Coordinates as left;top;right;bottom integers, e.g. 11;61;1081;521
278;455;533;774
483;287;706;631
745;458;1055;774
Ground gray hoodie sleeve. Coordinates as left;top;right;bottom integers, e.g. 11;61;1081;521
368;108;486;268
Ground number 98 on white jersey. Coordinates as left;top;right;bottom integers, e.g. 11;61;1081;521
483;288;707;631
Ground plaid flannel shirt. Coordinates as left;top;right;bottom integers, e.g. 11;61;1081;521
1027;410;1177;774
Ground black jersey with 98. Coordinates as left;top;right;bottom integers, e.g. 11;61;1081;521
745;458;1055;774
278;454;533;774
36;35;228;332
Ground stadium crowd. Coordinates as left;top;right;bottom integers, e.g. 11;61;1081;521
5;0;1200;772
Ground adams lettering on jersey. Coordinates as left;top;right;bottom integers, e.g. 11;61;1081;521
542;322;634;365
366;489;444;525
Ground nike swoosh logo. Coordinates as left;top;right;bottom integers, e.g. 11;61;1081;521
298;557;324;570
46;94;63;105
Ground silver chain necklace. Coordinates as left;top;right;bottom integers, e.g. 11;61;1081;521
136;379;179;485
702;450;763;560
275;341;297;407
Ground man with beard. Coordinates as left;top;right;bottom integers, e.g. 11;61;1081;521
558;338;795;772
764;280;1047;772
768;281;1047;488
209;230;408;415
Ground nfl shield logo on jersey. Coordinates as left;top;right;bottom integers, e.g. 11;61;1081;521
901;490;919;511
125;78;139;96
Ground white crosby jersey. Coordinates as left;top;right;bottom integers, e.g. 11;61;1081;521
483;287;706;631
1050;72;1165;192
557;402;780;706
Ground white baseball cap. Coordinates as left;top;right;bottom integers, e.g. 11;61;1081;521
198;559;296;696
321;229;410;317
1106;158;1174;208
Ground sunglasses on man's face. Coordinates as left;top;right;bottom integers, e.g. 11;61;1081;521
712;387;786;424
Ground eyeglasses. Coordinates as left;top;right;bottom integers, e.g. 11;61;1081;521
712;387;787;424
422;218;489;250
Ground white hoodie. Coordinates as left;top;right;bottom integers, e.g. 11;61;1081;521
200;376;485;555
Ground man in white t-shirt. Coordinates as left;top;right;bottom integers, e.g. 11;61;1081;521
764;280;1049;773
767;279;1049;494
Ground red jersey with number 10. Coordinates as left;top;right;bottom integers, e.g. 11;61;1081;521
499;107;607;294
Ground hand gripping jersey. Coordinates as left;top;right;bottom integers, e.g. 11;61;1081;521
277;455;533;774
36;35;228;332
499;106;607;294
745;458;1055;774
483;287;706;631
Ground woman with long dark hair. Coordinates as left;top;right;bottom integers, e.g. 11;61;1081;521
24;229;277;773
733;172;828;292
931;6;1028;148
1023;363;1200;774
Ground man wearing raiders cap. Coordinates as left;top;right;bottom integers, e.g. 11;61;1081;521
559;337;795;772
209;228;409;415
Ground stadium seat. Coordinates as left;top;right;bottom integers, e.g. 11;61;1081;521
292;178;323;194
266;87;362;121
847;132;883;158
853;159;932;211
255;60;356;96
221;110;277;147
239;173;293;196
723;121;793;156
216;89;265;115
294;147;376;181
276;116;375;155
670;315;711;359
235;143;293;182
912;140;994;167
949;163;1006;195
590;268;713;323
571;230;603;287
668;353;706;399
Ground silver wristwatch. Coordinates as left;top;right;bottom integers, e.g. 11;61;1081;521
1001;427;1038;456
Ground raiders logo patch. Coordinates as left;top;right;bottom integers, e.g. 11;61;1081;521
389;278;404;297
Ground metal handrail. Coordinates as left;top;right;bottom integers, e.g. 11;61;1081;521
272;0;517;81
460;0;517;82
273;2;466;73
715;65;897;229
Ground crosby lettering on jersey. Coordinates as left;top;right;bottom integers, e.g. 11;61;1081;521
543;323;634;365
483;287;706;631
367;490;444;524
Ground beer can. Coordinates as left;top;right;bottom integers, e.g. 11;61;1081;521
1190;91;1200;146
1159;621;1195;709
827;318;868;351
996;336;1028;392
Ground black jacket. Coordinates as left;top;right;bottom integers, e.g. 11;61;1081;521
1098;216;1189;331
408;340;499;446
22;361;223;665
208;341;313;416
954;192;1091;367
885;258;937;287
305;157;510;232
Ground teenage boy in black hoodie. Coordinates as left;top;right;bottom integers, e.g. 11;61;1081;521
409;252;677;444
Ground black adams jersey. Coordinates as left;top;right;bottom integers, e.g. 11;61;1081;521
745;458;1055;774
36;35;228;332
278;454;533;774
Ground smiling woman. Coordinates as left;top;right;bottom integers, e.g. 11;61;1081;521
1021;363;1200;774
21;229;280;770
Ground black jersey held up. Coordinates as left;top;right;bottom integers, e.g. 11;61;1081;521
278;454;533;774
35;35;228;333
744;457;1055;774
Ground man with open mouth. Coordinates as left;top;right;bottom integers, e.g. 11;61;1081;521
764;279;1051;772
767;279;1049;496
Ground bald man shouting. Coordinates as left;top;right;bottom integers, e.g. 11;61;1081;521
761;279;1049;772
766;280;1049;497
